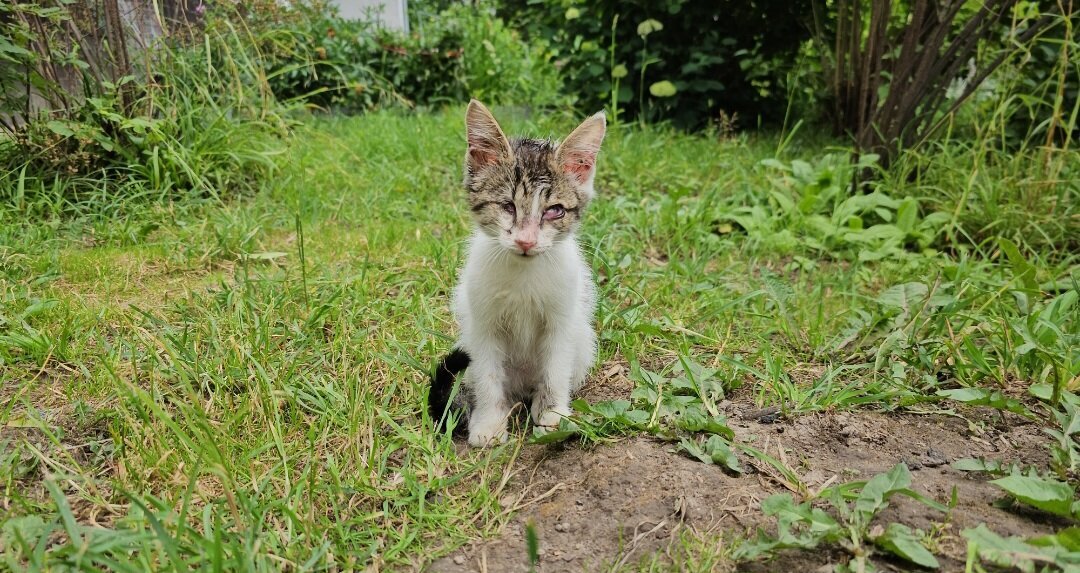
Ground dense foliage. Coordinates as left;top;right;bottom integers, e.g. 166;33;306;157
497;0;816;129
1007;11;1080;145
0;2;288;203
264;2;565;112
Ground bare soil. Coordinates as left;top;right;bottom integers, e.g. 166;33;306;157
429;377;1057;572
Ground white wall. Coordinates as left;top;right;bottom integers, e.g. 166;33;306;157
329;0;409;32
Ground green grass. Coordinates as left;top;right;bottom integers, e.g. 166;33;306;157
1;107;1078;570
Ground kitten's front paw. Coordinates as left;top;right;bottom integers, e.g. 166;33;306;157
535;409;567;428
467;426;509;447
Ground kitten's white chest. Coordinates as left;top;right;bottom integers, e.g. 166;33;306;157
472;258;569;356
453;234;583;362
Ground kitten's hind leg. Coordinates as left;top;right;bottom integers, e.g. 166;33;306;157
465;349;512;447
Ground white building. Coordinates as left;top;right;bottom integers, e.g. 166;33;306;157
328;0;409;32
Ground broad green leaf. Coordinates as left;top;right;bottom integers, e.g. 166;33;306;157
998;238;1039;293
1040;290;1078;325
0;41;34;58
246;251;288;260
790;159;814;182
0;515;48;550
896;198;919;233
649;81;677;97
936;388;1034;418
571;398;593;413
874;523;939;568
962;524;1080;572
991;474;1078;519
760;493;839;534
760;493;798;516
530;419;581;444
856;153;881;168
622;409;650;426
952;458;1011;474
877;282;928;312
1029;383;1080;407
45;120;75;137
759;158;790;171
587;400;631;419
678;435;741;474
19;299;58;319
637;18;663;36
611;64;628;78
855;463;911;517
1030;527;1080;552
677;410;734;439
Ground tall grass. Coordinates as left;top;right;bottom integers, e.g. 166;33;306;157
0;4;292;220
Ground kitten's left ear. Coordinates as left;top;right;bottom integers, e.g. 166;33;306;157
557;111;606;192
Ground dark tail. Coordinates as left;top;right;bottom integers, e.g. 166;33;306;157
429;348;470;431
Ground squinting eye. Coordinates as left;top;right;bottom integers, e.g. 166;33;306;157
502;202;516;216
543;205;565;220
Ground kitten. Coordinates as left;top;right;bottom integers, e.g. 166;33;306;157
428;100;606;447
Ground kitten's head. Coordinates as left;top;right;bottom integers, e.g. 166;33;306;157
462;100;605;257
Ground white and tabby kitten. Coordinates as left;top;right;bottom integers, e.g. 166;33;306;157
429;100;606;447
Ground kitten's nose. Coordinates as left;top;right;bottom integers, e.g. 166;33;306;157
514;238;536;253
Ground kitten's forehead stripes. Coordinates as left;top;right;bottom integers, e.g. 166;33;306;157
465;134;586;236
509;138;556;213
512;164;523;201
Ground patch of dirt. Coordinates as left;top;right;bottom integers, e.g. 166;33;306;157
577;358;634;403
434;437;758;572
429;391;1056;572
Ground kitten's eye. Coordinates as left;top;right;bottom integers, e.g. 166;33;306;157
502;202;516;216
543;205;565;221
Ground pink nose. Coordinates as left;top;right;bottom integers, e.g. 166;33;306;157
515;238;536;253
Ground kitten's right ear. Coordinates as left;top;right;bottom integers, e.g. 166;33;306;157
556;111;606;190
465;100;512;171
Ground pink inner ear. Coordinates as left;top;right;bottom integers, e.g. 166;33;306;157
469;146;499;167
561;151;596;182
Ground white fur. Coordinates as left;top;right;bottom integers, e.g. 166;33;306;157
452;231;597;446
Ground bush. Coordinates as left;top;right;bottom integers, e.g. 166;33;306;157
436;3;565;107
0;2;290;210
264;2;565;112
262;3;458;112
1006;9;1079;146
498;0;815;129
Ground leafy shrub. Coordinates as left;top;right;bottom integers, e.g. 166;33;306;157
498;0;815;129
435;3;565;107
718;153;950;261
912;4;1078;151
0;2;289;210
262;3;458;112
264;2;565;112
1006;8;1080;146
